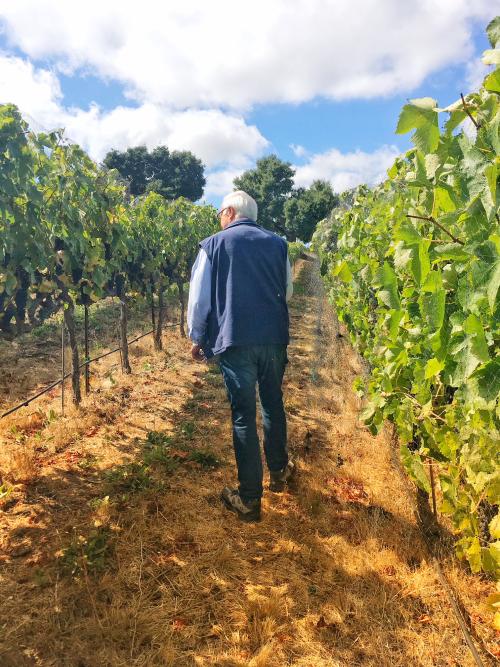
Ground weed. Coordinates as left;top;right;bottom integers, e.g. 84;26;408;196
144;431;179;471
180;420;196;440
78;454;99;470
33;568;50;588
59;527;113;576
205;373;223;387
188;449;221;469
146;431;173;448
143;445;178;472
105;462;153;493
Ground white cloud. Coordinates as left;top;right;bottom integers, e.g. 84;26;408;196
289;144;308;158
294;145;400;193
0;54;268;167
204;166;247;199
464;57;492;91
0;0;495;109
0;52;62;125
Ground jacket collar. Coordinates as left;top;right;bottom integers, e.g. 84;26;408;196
224;218;258;230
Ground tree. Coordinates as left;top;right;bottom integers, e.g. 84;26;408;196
103;146;150;196
104;145;206;201
233;155;295;237
284;180;339;242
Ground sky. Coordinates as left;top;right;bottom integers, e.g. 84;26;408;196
0;1;498;207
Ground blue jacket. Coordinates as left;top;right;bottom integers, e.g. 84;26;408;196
197;219;290;357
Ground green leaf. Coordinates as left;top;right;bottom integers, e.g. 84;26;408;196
419;270;445;330
486;259;500;312
472;359;500;403
396;98;440;153
332;260;353;283
424;358;444;379
486;16;500;48
432;186;457;217
484;68;500;93
451;314;490;386
394;223;422;245
490;513;500;540
431;243;471;263
465;537;482;573
400;445;431;493
378;261;400;309
410;240;431;286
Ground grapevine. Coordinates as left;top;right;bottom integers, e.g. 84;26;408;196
0;104;218;402
312;19;500;577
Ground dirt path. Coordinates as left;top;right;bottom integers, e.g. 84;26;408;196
0;258;496;667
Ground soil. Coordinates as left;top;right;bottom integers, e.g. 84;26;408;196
0;258;497;667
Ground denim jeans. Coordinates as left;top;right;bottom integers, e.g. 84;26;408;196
218;344;288;502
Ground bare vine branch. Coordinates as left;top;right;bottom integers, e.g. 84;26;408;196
460;93;480;130
406;214;465;246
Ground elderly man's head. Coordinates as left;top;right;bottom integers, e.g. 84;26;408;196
218;190;258;229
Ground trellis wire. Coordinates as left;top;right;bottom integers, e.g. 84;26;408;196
1;321;180;420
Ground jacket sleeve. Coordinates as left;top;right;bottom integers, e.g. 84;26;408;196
286;253;293;302
187;248;212;344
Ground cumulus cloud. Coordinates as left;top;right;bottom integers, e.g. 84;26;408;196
0;54;268;166
0;0;494;109
289;144;308;158
464;58;492;92
204;166;247;199
294;145;400;193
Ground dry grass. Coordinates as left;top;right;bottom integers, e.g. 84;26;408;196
0;259;498;667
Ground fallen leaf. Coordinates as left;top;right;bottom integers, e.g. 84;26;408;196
172;618;187;631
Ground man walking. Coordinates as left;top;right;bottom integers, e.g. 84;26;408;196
187;190;294;522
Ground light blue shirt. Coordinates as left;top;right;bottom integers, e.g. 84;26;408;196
187;248;293;345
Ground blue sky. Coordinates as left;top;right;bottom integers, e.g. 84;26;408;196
0;1;497;206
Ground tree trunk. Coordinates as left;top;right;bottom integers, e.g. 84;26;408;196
154;285;163;351
117;279;131;374
177;281;186;338
63;298;81;406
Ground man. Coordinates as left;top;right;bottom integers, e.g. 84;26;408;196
187;190;294;522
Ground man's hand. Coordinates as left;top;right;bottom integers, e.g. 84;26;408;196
191;343;205;362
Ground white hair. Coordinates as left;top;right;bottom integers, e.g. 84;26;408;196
222;190;258;222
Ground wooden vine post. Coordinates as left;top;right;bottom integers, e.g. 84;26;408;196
84;304;91;394
116;276;131;374
62;298;81;406
61;320;66;416
154;283;164;351
177;280;186;338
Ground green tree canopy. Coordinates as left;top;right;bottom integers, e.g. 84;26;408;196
233;155;295;237
104;145;205;201
284;180;339;242
233;156;338;241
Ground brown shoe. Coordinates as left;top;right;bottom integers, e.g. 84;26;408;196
269;460;295;492
221;487;261;522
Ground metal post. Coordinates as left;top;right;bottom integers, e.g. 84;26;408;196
84;304;90;394
61;320;65;416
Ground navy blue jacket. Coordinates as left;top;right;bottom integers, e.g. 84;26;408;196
199;219;289;357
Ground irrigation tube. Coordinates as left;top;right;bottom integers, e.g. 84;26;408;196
0;322;181;420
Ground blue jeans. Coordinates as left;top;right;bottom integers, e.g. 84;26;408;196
218;344;288;502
